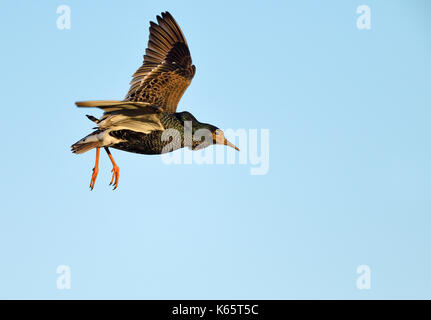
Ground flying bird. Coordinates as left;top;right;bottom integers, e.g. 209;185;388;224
71;11;239;190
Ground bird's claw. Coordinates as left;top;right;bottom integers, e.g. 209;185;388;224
89;167;99;190
109;165;120;190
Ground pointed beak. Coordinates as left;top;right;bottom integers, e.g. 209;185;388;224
213;130;240;151
224;138;240;151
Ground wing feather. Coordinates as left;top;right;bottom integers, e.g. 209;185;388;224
124;11;195;113
75;100;165;133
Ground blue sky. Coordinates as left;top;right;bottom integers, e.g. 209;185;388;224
0;0;430;299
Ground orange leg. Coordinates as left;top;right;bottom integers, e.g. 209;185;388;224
105;147;120;190
89;147;100;190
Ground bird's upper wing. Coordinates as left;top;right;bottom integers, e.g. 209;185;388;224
124;11;196;113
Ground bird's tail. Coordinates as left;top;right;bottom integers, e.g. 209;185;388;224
71;141;99;154
71;131;100;154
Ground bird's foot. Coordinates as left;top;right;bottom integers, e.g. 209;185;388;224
89;166;99;190
109;165;120;190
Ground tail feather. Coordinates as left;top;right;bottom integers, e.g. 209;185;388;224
71;131;101;154
71;141;99;154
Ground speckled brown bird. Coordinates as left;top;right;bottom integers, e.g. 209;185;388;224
71;11;239;190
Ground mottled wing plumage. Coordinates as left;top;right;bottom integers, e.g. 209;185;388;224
125;11;196;113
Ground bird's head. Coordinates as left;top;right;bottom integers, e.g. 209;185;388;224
179;112;240;151
212;128;240;151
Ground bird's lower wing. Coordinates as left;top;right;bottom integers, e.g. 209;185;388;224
75;100;162;113
76;100;165;134
98;113;164;134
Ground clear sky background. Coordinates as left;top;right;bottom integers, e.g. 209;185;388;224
0;0;430;299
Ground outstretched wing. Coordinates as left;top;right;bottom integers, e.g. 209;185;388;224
124;11;196;113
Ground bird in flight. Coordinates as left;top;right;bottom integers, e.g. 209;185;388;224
71;11;239;190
